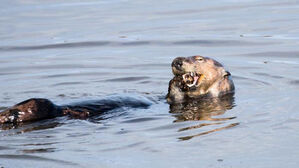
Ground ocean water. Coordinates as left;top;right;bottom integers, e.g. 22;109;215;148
1;0;299;167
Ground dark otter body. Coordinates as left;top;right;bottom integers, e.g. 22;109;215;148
0;99;61;124
0;96;152;125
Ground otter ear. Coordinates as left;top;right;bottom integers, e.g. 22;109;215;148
223;71;231;78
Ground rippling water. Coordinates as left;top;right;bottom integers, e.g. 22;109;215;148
1;0;299;167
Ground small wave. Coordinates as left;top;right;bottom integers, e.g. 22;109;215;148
290;80;299;86
0;154;78;166
121;117;160;123
239;51;299;58
51;82;86;86
105;76;150;82
253;72;284;79
233;75;271;85
0;40;273;52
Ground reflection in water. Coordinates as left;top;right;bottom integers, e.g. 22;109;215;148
22;148;56;154
169;94;238;140
178;123;239;141
1;121;62;135
170;93;235;121
0;154;78;166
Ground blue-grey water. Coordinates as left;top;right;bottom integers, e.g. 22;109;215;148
1;0;299;167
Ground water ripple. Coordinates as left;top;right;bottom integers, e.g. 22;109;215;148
105;76;150;82
121;117;160;123
0;40;273;51
0;154;78;166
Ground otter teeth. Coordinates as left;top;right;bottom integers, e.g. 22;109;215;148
186;77;197;87
182;72;200;87
187;83;196;87
184;72;199;87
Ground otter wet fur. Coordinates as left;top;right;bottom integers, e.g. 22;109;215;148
0;96;152;126
166;55;234;104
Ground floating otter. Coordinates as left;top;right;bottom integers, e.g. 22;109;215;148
0;55;234;127
166;55;234;103
166;55;236;140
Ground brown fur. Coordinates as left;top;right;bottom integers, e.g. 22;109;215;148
0;99;61;124
0;98;91;124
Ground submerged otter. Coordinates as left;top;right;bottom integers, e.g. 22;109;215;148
0;95;152;125
166;55;234;103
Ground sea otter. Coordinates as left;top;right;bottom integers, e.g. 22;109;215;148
166;55;234;103
0;55;234;127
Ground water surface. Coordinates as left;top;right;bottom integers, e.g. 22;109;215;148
1;0;299;167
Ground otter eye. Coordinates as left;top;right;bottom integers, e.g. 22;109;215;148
196;57;204;62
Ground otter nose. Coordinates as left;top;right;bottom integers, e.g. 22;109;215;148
172;57;184;70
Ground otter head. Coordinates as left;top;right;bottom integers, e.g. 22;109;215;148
168;55;234;103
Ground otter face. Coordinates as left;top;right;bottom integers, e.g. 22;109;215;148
168;55;234;102
172;56;225;88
